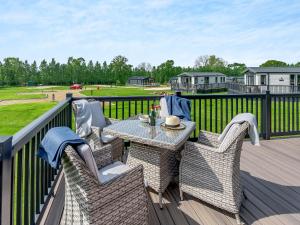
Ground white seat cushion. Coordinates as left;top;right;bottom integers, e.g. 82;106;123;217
101;133;117;143
98;161;131;184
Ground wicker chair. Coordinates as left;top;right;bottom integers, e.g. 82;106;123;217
72;101;124;161
61;143;149;225
179;122;249;224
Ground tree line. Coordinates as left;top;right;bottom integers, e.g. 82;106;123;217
0;55;298;86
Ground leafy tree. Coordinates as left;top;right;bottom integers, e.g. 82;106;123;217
109;55;132;85
153;60;182;83
260;60;288;67
294;62;300;67
1;55;297;87
195;55;226;68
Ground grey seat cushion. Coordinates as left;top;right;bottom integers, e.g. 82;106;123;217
77;144;130;184
101;132;118;143
98;161;131;184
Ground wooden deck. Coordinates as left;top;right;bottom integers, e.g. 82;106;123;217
45;138;300;225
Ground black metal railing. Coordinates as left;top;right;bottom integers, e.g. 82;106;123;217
2;91;300;224
73;93;266;138
170;82;227;93
0;94;72;225
227;83;300;94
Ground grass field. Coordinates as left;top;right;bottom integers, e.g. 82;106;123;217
0;87;48;100
81;86;173;96
0;102;57;135
1;85;298;137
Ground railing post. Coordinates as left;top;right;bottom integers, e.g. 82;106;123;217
175;91;182;97
0;136;13;225
66;93;73;128
264;90;271;140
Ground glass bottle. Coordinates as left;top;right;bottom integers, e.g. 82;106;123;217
149;104;156;126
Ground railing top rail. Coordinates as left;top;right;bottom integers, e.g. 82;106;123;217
11;98;71;155
182;93;265;99
72;95;164;101
73;93;266;101
270;93;300;97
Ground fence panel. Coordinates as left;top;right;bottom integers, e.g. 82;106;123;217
0;97;72;225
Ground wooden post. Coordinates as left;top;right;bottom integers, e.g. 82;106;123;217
0;136;13;225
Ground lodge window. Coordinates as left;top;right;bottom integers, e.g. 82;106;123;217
261;75;266;85
204;77;209;84
290;74;295;86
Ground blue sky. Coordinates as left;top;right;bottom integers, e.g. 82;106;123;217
0;0;300;67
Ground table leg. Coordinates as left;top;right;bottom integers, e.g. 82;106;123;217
127;142;179;208
159;192;163;209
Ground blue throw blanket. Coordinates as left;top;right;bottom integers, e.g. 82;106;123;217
165;96;191;121
37;127;86;169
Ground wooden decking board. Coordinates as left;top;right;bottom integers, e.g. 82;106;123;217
277;138;300;156
240;205;264;225
245;141;300;171
242;182;293;225
44;179;65;225
161;189;190;225
169;186;205;225
242;159;300;209
49;138;300;225
242;148;300;186
147;191;161;225
256;139;300;161
148;189;175;225
252;142;300;174
242;177;300;224
184;195;222;225
242;153;300;199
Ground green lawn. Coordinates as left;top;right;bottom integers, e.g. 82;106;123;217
81;86;173;96
0;102;57;135
0;87;47;100
97;97;298;137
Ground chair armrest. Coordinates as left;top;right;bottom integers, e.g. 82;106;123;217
182;141;223;157
93;144;113;168
197;130;221;148
85;126;103;148
105;118;120;125
85;127;113;167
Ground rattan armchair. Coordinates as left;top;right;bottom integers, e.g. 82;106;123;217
61;143;149;225
179;122;249;224
72;101;124;161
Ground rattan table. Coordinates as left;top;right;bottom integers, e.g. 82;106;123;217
103;119;195;208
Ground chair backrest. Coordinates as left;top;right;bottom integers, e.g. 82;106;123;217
76;144;99;182
62;145;99;188
218;122;249;153
88;101;107;130
72;100;107;136
72;100;92;137
160;97;169;119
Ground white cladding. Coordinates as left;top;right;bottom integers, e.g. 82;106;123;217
178;75;225;85
245;73;300;86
